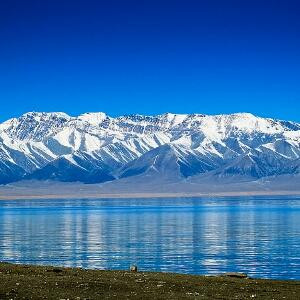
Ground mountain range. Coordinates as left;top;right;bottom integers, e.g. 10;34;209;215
0;111;300;187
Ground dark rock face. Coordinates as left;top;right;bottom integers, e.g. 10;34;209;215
222;272;248;279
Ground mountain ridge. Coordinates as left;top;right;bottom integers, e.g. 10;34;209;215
0;111;299;185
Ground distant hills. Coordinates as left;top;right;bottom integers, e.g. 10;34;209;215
0;111;300;187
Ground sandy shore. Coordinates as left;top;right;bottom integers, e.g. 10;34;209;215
0;190;300;200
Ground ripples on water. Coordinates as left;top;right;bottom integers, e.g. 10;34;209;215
0;196;300;280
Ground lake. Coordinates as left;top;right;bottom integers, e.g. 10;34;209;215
0;196;300;280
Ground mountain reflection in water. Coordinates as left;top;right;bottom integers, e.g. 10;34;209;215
0;196;299;280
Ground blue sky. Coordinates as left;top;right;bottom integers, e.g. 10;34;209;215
0;0;299;122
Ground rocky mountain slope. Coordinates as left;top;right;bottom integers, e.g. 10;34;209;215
0;111;299;185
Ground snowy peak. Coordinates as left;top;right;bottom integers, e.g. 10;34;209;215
2;111;299;141
77;112;109;125
0;112;71;141
0;111;299;184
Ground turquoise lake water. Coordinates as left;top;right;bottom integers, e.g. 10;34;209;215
0;196;300;280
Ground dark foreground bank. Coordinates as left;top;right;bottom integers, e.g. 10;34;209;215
0;263;300;300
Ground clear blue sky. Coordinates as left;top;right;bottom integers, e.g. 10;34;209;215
0;0;299;122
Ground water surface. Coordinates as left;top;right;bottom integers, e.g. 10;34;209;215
0;196;300;280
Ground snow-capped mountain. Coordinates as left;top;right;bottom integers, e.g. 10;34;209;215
0;111;299;184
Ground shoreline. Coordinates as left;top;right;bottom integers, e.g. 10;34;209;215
0;190;300;200
0;262;299;299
